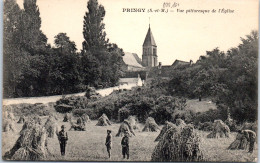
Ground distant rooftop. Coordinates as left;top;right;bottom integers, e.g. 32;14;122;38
123;52;143;68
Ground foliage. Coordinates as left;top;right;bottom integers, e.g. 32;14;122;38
54;96;88;113
9;103;52;117
168;31;258;123
3;0;124;98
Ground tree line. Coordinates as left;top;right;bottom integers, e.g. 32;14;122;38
167;31;258;123
3;0;125;98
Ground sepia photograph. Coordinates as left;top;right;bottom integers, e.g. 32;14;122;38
2;0;259;161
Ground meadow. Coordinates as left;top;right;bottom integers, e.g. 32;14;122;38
2;116;257;162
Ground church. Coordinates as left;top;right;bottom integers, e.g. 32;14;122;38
121;23;192;78
122;24;158;71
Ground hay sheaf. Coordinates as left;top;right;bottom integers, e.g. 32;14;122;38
3;111;16;121
96;114;111;126
63;113;71;122
3;119;16;132
142;117;160;132
228;122;257;150
151;125;203;162
207;120;230;138
69;117;86;131
127;116;139;130
44;116;59;138
155;121;176;142
82;114;91;123
4;118;50;161
228;132;248;150
3;111;16;132
116;120;135;137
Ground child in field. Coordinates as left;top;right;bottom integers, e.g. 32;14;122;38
105;130;112;158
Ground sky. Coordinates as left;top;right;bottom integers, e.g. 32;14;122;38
16;0;258;65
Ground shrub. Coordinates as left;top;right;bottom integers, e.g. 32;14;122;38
54;96;88;113
9;103;52;117
118;108;130;122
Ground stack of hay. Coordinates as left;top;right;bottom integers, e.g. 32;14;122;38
151;124;203;162
155;121;176;141
228;122;257;150
44;116;59;138
207;120;230;138
63;113;70;122
69;117;86;131
17;115;25;124
96;114;111;126
142;117;160;132
116;120;135;137
3;111;16;132
4;117;50;160
127;116;139;130
82;114;91;123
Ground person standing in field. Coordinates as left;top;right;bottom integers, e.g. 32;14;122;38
105;130;112;159
58;125;68;156
239;129;256;153
121;131;129;159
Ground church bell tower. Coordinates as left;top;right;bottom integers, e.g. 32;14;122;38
142;23;157;67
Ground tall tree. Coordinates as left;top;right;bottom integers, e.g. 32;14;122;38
21;0;47;53
3;0;26;97
82;0;108;52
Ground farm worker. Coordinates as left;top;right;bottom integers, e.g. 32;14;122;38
121;131;130;159
58;125;68;156
239;129;256;153
105;130;112;158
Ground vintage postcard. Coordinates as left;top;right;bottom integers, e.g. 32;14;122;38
2;0;258;162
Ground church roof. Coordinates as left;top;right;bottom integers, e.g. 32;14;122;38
143;26;157;46
123;52;143;68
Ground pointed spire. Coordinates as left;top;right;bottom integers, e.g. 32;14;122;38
143;18;156;46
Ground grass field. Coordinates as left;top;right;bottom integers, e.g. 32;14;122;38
2;116;258;162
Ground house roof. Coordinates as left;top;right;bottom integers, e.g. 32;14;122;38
123;52;143;68
143;27;157;46
172;59;190;67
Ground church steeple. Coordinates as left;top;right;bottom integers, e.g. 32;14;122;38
142;21;158;67
142;25;157;47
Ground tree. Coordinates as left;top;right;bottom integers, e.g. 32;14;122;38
3;0;25;97
82;0;108;52
54;33;77;54
20;0;47;53
80;0;124;88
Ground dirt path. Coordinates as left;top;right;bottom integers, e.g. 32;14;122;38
3;84;136;105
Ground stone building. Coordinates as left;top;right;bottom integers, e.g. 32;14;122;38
142;24;158;67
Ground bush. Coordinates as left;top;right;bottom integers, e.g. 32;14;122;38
55;104;73;113
10;103;52;117
54;96;88;113
118;108;130;122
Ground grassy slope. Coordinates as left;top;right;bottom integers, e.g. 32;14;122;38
2;118;257;162
186;98;217;113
